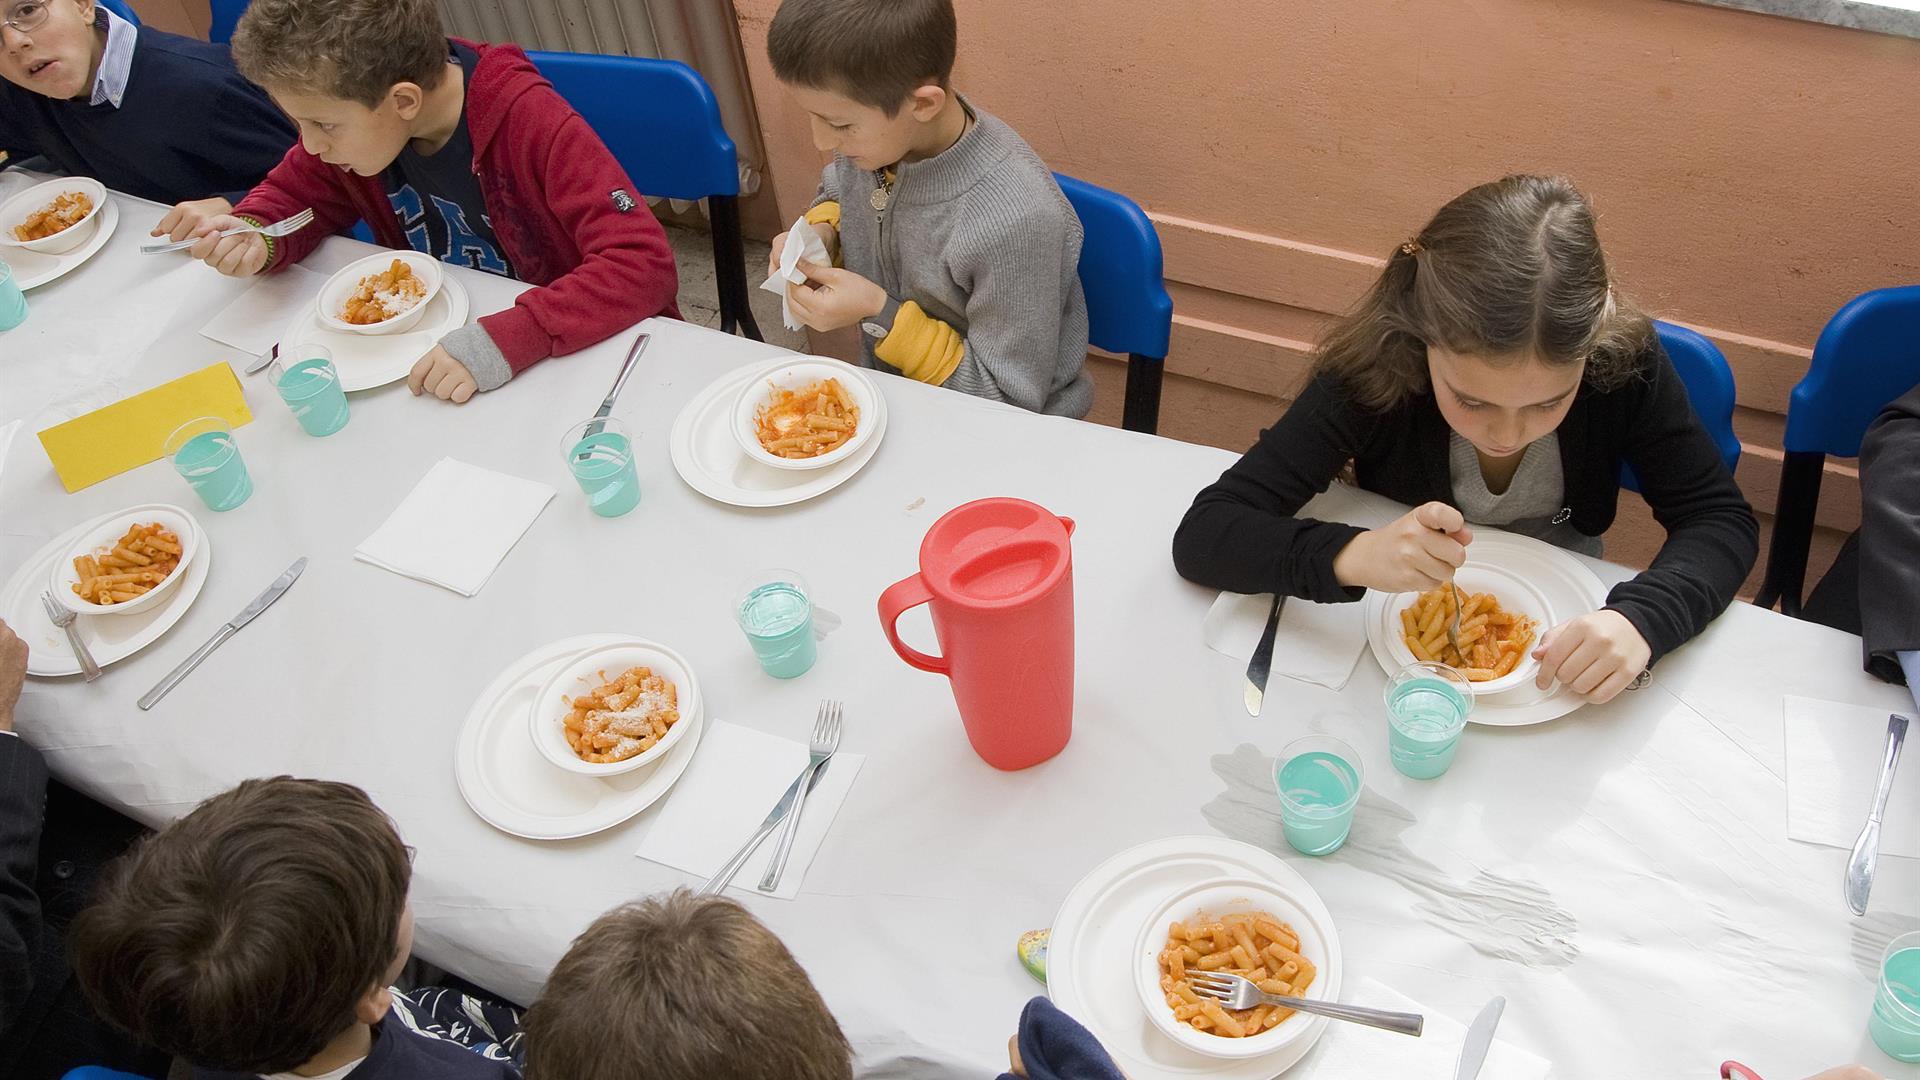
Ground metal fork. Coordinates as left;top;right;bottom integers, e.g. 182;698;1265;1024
759;700;843;892
140;208;316;255
1446;580;1466;662
40;592;101;682
1186;970;1424;1036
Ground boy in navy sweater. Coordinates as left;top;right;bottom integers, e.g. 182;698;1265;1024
68;777;522;1080
0;0;292;205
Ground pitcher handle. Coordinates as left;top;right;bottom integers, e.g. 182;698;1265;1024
878;574;949;675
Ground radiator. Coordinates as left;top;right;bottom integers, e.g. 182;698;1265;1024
436;0;764;199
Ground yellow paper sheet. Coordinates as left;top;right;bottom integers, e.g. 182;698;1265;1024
37;363;252;492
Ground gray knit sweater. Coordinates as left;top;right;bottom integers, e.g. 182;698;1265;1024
814;103;1093;417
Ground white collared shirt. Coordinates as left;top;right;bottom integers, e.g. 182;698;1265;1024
88;5;137;108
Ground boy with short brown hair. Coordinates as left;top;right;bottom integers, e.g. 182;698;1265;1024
765;0;1092;417
67;777;521;1079
521;889;851;1080
158;0;677;405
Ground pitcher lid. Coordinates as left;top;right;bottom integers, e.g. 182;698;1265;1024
919;497;1073;608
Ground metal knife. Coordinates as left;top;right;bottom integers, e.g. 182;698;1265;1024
137;557;307;711
575;332;650;458
1243;593;1286;717
1455;996;1506;1080
244;342;280;375
1846;713;1909;915
698;758;831;896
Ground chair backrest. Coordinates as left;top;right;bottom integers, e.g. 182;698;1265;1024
207;0;247;44
61;1068;153;1080
526;51;739;201
1622;322;1742;492
95;0;139;26
1054;172;1173;360
1784;283;1920;458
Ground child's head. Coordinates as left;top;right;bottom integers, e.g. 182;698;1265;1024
69;776;414;1073
768;0;957;171
523;890;852;1080
1314;174;1654;460
230;0;449;177
0;0;107;101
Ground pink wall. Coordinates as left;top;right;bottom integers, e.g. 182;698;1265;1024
736;0;1920;589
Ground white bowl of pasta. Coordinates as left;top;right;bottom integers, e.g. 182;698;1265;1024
315;250;445;336
0;177;107;255
1387;565;1552;696
49;506;200;617
529;640;701;777
1134;876;1335;1060
732;358;879;471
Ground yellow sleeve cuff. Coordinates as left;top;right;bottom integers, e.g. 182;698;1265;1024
805;201;841;230
873;301;965;386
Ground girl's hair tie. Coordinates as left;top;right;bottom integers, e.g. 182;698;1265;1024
1400;240;1422;256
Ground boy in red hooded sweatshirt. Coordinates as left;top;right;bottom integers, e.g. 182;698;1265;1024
156;0;678;404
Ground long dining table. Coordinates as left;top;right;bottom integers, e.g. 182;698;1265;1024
3;178;1917;1080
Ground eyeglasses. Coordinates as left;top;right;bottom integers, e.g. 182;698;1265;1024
1;1;52;36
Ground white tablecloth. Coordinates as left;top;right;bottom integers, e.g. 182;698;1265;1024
3;182;1916;1079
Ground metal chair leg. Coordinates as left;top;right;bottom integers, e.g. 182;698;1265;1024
1121;353;1164;435
1756;450;1826;617
709;195;763;342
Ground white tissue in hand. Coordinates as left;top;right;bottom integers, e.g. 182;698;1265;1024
760;214;831;331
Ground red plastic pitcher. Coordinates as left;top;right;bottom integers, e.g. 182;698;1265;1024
878;498;1076;771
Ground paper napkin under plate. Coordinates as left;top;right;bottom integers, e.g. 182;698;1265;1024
36;363;252;492
1203;590;1367;692
354;457;554;597
199;264;326;356
759;214;831;332
1784;694;1920;858
633;720;863;901
1304;978;1550;1080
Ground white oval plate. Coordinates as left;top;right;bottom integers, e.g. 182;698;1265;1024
670;359;888;508
1362;531;1608;726
278;273;470;391
455;633;707;841
1048;835;1341;1080
2;504;212;677
13;197;119;291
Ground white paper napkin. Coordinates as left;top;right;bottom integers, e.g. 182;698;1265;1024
199;264;325;355
633;720;863;900
354;458;554;597
1305;979;1550;1080
759;214;831;332
1784;695;1920;857
1203;590;1367;691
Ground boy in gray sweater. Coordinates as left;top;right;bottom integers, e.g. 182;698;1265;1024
766;0;1093;418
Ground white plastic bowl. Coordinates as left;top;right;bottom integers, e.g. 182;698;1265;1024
1134;876;1336;1060
1386;564;1551;695
315;251;445;336
529;640;701;777
49;505;201;617
732;358;880;471
0;177;107;255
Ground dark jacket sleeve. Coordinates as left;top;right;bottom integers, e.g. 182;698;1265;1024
0;735;48;1038
1605;347;1760;666
1171;375;1371;602
1856;384;1920;682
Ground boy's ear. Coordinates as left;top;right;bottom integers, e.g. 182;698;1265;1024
389;81;426;120
353;981;394;1025
905;83;949;122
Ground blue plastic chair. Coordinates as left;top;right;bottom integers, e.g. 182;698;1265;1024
1621;321;1741;492
1054;173;1173;434
207;0;247;43
1756;284;1920;616
528;51;760;340
61;1068;152;1080
95;0;139;26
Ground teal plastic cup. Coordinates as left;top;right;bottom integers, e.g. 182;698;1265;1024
562;418;641;518
1870;932;1920;1061
270;347;350;437
164;416;252;512
1385;662;1474;779
1273;735;1364;856
0;259;27;331
736;569;816;679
